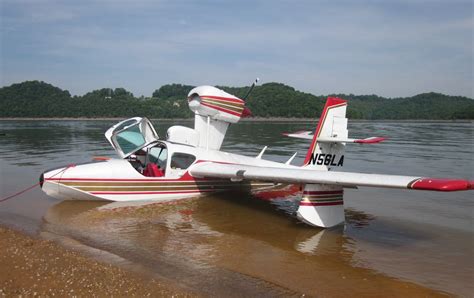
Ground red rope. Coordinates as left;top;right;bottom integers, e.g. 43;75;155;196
0;183;40;203
0;164;76;203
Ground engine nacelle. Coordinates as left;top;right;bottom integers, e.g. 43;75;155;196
188;85;250;123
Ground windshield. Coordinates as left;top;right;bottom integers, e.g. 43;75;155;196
105;117;159;158
116;124;146;156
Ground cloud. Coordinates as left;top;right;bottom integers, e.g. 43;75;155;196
1;0;472;97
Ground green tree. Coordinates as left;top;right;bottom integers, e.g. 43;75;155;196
0;81;472;119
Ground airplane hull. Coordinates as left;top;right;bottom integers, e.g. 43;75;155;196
41;159;282;202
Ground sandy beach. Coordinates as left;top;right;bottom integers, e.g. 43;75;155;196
0;226;192;297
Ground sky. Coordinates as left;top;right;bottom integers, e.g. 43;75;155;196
1;0;472;98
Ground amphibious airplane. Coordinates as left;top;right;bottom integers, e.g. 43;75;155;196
40;84;473;228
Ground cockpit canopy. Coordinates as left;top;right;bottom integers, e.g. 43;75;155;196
105;117;159;158
105;117;200;178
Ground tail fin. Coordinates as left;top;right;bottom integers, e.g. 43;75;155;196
303;97;348;170
298;97;347;228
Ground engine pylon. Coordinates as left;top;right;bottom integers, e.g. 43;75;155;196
188;86;250;150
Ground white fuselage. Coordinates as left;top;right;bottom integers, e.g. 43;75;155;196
41;141;298;202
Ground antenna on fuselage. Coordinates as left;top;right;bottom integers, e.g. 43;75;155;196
242;78;259;101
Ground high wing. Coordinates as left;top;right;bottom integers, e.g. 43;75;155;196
189;162;472;192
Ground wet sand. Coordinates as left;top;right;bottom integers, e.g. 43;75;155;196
0;212;449;298
35;198;451;297
0;226;192;297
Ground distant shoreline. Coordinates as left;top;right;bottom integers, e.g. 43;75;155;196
0;117;472;123
3;81;472;120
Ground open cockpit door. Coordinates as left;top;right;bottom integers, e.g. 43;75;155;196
105;117;159;158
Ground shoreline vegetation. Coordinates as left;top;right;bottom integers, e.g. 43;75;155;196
0;81;473;120
0;225;190;297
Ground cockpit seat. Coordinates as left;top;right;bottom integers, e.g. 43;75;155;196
143;163;164;177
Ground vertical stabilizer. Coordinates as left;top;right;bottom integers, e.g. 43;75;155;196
303;97;348;170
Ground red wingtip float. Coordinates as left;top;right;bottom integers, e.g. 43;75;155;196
39;84;472;228
409;178;472;192
354;137;387;144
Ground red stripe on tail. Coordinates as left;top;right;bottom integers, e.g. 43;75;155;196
303;97;347;165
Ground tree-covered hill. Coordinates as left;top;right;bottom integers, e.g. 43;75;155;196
0;80;472;119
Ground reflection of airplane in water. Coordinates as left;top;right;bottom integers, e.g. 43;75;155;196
41;190;375;257
42;197;361;296
44;196;461;296
42;186;471;296
40;83;472;228
186;192;377;254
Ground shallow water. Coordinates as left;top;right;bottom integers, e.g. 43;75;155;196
0;119;472;296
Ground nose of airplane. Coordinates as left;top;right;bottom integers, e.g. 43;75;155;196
39;172;44;188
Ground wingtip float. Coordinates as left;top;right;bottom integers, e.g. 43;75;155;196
40;86;472;228
408;178;472;192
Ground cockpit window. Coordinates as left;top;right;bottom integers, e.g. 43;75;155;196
170;153;196;170
116;124;146;156
147;146;168;170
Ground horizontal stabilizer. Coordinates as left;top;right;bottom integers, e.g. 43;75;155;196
189;162;472;192
284;131;386;144
283;131;313;140
318;136;386;144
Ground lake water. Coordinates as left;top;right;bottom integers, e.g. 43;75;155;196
0;119;472;296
